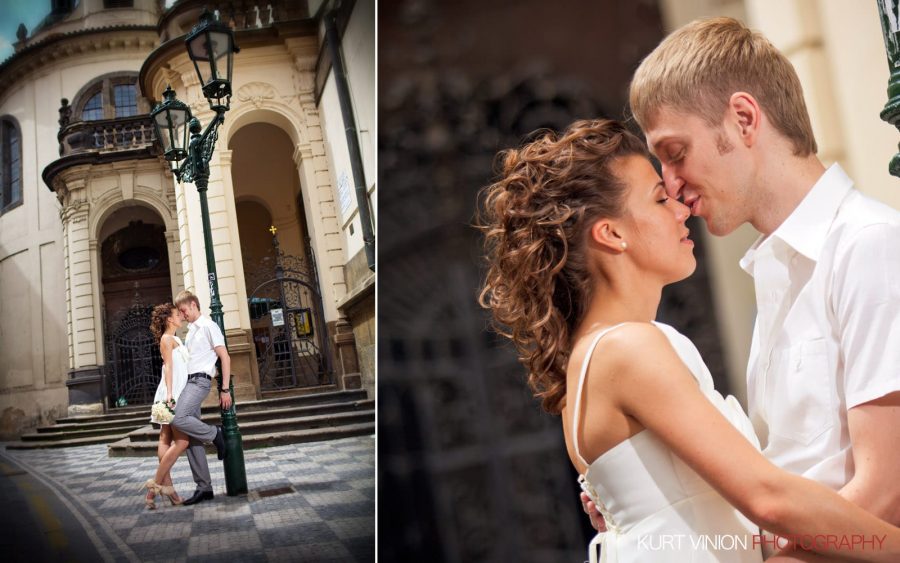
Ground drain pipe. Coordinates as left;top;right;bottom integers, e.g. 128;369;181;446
324;3;375;272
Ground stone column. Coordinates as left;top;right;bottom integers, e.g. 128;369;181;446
57;175;105;415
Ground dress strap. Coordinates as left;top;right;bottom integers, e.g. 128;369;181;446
572;323;628;469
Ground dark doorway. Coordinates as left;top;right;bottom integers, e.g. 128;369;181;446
100;215;171;408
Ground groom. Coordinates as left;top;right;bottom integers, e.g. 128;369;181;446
584;16;900;534
172;290;230;506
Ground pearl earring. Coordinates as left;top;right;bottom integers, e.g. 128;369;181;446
620;241;628;250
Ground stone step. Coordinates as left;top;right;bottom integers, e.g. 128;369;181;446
107;422;376;457
54;389;367;425
7;432;134;450
21;423;147;442
38;399;374;435
126;409;375;442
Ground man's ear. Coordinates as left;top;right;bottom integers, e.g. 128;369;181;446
728;92;760;147
589;219;627;253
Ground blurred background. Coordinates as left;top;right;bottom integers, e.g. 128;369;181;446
378;1;898;561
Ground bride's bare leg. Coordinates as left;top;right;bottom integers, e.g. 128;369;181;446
157;425;172;461
154;426;190;484
158;427;190;503
147;425;175;506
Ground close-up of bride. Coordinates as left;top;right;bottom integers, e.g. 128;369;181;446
477;118;900;562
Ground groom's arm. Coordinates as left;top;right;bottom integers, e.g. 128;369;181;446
215;345;232;410
832;224;900;525
839;392;900;525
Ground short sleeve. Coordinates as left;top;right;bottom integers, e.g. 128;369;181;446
832;223;900;408
206;321;226;349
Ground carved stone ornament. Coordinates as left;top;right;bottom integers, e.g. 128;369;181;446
236;82;277;108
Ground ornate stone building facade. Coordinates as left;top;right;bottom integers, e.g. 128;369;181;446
0;0;374;438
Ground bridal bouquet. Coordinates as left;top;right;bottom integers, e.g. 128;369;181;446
151;400;176;424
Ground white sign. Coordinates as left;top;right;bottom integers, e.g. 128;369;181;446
337;170;355;221
271;308;284;327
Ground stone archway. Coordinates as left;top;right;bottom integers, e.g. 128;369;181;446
98;206;172;407
230;122;331;392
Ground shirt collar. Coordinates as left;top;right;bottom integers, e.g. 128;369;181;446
740;163;852;273
187;315;205;331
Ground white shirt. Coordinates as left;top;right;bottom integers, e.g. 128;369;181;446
185;315;226;377
740;164;900;491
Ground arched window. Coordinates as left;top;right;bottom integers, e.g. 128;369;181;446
73;73;143;122
1;117;22;213
82;92;103;121
113;84;137;117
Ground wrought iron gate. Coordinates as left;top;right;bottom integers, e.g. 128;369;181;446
104;305;161;407
246;234;332;390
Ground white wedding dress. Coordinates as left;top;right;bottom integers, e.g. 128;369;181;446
574;322;764;563
149;335;189;425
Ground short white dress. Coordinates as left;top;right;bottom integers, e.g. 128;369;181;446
574;322;764;563
149;335;190;425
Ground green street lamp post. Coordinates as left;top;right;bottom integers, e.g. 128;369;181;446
877;0;900;178
151;10;247;496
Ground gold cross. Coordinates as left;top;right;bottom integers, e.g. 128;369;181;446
269;225;277;235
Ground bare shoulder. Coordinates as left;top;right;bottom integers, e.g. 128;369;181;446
159;334;177;350
588;322;671;365
568;323;669;379
572;322;689;394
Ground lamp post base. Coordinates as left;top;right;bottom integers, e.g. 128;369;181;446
222;408;248;495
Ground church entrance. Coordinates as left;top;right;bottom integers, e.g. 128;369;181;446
99;207;172;408
230;120;333;392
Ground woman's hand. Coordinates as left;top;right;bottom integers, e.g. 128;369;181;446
580;493;607;532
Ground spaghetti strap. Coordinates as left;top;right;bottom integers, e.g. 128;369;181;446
572;323;629;469
162;334;182;348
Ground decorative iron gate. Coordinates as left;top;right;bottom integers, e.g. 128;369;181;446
104;305;161;407
246;232;332;390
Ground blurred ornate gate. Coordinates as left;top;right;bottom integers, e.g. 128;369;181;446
245;231;333;390
105;305;161;407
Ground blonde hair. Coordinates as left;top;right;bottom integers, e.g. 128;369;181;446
174;290;200;311
629;16;817;156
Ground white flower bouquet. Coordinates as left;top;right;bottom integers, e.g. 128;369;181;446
151;400;176;424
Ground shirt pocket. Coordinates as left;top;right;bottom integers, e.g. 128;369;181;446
767;338;834;445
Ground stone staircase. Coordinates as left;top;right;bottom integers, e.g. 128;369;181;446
6;390;374;457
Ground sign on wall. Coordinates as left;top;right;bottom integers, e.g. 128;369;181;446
337;170;355;222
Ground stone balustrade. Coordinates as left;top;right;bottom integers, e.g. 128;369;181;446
57;115;157;157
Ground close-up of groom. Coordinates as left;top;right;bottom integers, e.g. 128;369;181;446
582;15;900;554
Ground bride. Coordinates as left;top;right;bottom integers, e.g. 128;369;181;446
478;119;900;562
143;302;190;509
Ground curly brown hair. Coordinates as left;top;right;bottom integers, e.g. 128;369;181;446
150;302;176;342
478;119;647;414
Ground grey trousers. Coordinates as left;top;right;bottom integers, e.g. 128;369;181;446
172;377;217;493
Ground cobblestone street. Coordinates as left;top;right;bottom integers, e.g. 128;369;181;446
0;435;375;562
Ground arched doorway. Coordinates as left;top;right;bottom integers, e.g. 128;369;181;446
230;122;332;391
99;206;172;407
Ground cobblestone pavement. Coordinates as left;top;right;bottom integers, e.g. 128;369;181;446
0;435;375;562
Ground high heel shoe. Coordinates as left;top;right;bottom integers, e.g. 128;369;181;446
160;485;183;506
141;479;162;510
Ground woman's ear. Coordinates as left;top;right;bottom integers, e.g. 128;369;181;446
589;219;627;253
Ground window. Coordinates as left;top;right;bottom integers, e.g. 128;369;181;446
113;84;137;117
1;118;22;213
72;73;142;122
82;92;103;121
